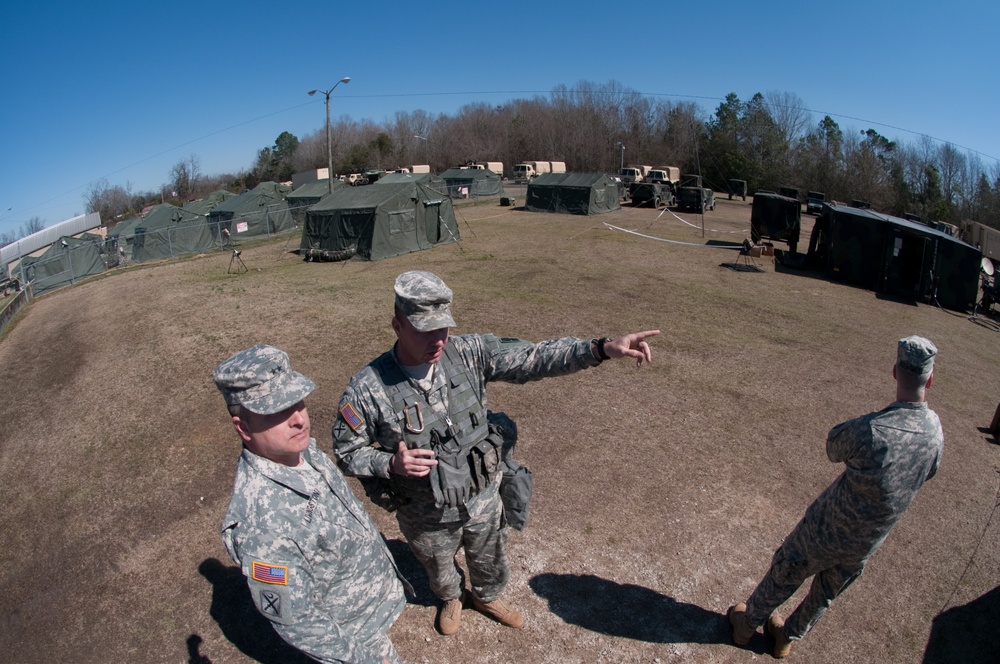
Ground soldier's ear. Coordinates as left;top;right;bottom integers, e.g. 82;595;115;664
233;414;253;443
925;372;933;389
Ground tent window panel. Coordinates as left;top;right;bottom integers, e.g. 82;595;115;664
595;188;605;204
389;210;416;235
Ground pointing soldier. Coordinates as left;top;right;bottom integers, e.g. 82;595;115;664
214;345;410;664
728;336;944;658
332;270;659;635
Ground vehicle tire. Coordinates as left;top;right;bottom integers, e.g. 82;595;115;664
654;196;661;208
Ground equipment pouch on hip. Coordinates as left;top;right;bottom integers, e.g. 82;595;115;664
358;476;402;512
500;458;533;531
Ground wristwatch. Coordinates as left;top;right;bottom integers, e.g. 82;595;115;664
593;337;612;361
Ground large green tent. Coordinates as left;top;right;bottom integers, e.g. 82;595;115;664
438;168;503;198
286;179;346;223
183;190;237;216
525;172;621;215
130;203;214;263
806;203;980;311
21;233;109;295
207;182;294;241
300;181;458;261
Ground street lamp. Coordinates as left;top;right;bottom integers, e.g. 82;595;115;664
308;76;351;193
413;135;428;166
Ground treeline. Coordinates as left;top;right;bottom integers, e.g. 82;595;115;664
86;80;1000;230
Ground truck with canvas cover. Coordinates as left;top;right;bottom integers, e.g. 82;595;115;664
472;162;504;177
512;160;565;182
620;165;653;185
646;167;680;185
676;174;715;213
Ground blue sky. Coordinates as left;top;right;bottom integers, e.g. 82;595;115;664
1;0;997;236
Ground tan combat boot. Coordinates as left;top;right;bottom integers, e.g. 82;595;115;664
766;613;793;659
437;596;463;635
728;603;755;646
471;594;525;628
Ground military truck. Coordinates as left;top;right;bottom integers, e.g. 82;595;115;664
676;174;715;213
629;180;675;208
512;160;566;183
620;165;653;185
646;167;680;185
727;179;748;201
806;191;826;215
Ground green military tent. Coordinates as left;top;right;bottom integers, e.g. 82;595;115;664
439;167;503;198
525;172;621;215
183;190;237;216
106;214;144;257
751;191;802;252
806;203;980;311
300;181;458;261
130;203;214;263
376;172;445;187
21;233;109;295
286;179;346;224
207;182;294;241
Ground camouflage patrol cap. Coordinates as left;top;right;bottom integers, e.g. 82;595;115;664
897;335;937;375
213;344;315;415
394;270;456;332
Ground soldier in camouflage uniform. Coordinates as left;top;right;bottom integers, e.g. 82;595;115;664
214;345;410;664
332;271;659;635
729;336;944;659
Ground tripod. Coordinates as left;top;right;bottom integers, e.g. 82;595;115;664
228;249;248;274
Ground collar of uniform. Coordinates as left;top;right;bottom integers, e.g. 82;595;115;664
241;439;319;497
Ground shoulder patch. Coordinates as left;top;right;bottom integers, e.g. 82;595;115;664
340;402;365;432
251;561;288;585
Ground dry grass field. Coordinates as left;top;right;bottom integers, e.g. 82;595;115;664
1;194;998;663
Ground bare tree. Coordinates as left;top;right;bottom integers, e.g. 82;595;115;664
84;179;136;224
764;90;810;148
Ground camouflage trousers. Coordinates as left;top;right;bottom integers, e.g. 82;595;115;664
372;632;403;664
396;485;509;603
745;538;865;640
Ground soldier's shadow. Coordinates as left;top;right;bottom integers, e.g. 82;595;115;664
923;584;1000;663
530;573;738;647
195;558;316;664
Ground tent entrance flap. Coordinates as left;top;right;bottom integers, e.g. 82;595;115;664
425;203;441;243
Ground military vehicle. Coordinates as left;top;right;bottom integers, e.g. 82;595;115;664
806;191;826;215
727;179;748;201
629;181;675;208
676;174;715;213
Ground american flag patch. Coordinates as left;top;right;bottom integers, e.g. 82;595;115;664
251;561;288;585
340;403;364;432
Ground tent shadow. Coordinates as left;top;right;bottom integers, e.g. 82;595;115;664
529;572;737;648
923;585;1000;663
196;558;315;664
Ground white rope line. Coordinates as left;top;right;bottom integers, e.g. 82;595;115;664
603;223;742;249
654;206;745;233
